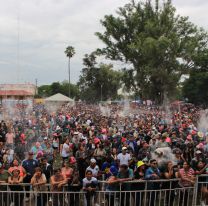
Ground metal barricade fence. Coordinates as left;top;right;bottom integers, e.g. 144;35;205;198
0;176;207;206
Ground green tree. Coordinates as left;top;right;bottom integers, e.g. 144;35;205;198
65;46;75;98
37;81;79;99
183;71;208;106
51;82;62;95
78;53;123;102
96;0;208;103
38;85;52;97
61;81;80;100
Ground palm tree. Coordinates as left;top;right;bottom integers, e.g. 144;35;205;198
65;46;75;98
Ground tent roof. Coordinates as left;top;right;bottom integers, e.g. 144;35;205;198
45;93;74;102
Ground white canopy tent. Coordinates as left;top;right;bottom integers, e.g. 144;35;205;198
45;93;74;102
44;93;74;112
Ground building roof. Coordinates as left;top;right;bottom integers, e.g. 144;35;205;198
45;93;74;102
0;90;33;96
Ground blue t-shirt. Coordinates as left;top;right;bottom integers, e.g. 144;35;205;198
22;159;38;176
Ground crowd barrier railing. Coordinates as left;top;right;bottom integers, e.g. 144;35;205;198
0;175;207;206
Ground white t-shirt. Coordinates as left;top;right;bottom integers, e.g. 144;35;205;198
61;143;70;158
117;153;131;166
86;165;99;177
83;177;98;188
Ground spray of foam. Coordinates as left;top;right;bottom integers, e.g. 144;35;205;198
117;97;134;118
99;103;111;117
197;109;208;133
162;94;172;125
45;102;62;115
151;147;177;166
1;99;33;121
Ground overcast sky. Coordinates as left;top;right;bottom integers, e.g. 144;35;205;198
0;0;207;86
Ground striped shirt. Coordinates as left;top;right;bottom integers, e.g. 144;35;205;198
179;168;195;187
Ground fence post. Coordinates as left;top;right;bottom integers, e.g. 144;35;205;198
143;180;147;206
193;175;198;206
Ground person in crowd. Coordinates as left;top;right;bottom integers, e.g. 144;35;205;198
61;160;73;180
117;164;134;206
138;142;150;160
178;161;195;206
8;159;26;178
101;156;114;179
105;166;120;206
82;170;98;206
68;168;81;206
51;168;67;206
8;168;24;206
0;162;10;205
117;147;131;166
52;146;63;171
174;149;184;169
111;147;118;162
31;167;47;206
149;136;157;153
157;133;169;148
22;151;38;201
93;144;106;168
164;161;178;206
31;142;43;159
183;142;195;163
5;129;14;149
145;159;161;206
191;150;206;171
61;138;72;161
134;161;146;206
86;158;100;179
127;134;138;155
44;142;53;161
39;157;52;183
41;137;49;150
76;143;88;180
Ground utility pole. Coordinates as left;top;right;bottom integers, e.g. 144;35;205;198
35;78;38;96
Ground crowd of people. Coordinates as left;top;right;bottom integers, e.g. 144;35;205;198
0;102;207;206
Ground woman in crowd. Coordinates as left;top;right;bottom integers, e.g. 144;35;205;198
44;142;53;162
174;149;184;169
61;138;72;161
178;161;195;206
164;161;178;206
8;168;24;206
31;167;47;206
111;147;118;163
134;161;146;206
8;159;26;178
94;143;106;168
61;160;73;180
76;143;87;180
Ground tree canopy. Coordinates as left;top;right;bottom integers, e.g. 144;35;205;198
183;71;208;106
65;46;75;58
96;0;208;103
38;81;79;99
78;53;123;102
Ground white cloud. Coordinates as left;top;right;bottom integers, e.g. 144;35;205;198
0;0;207;85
